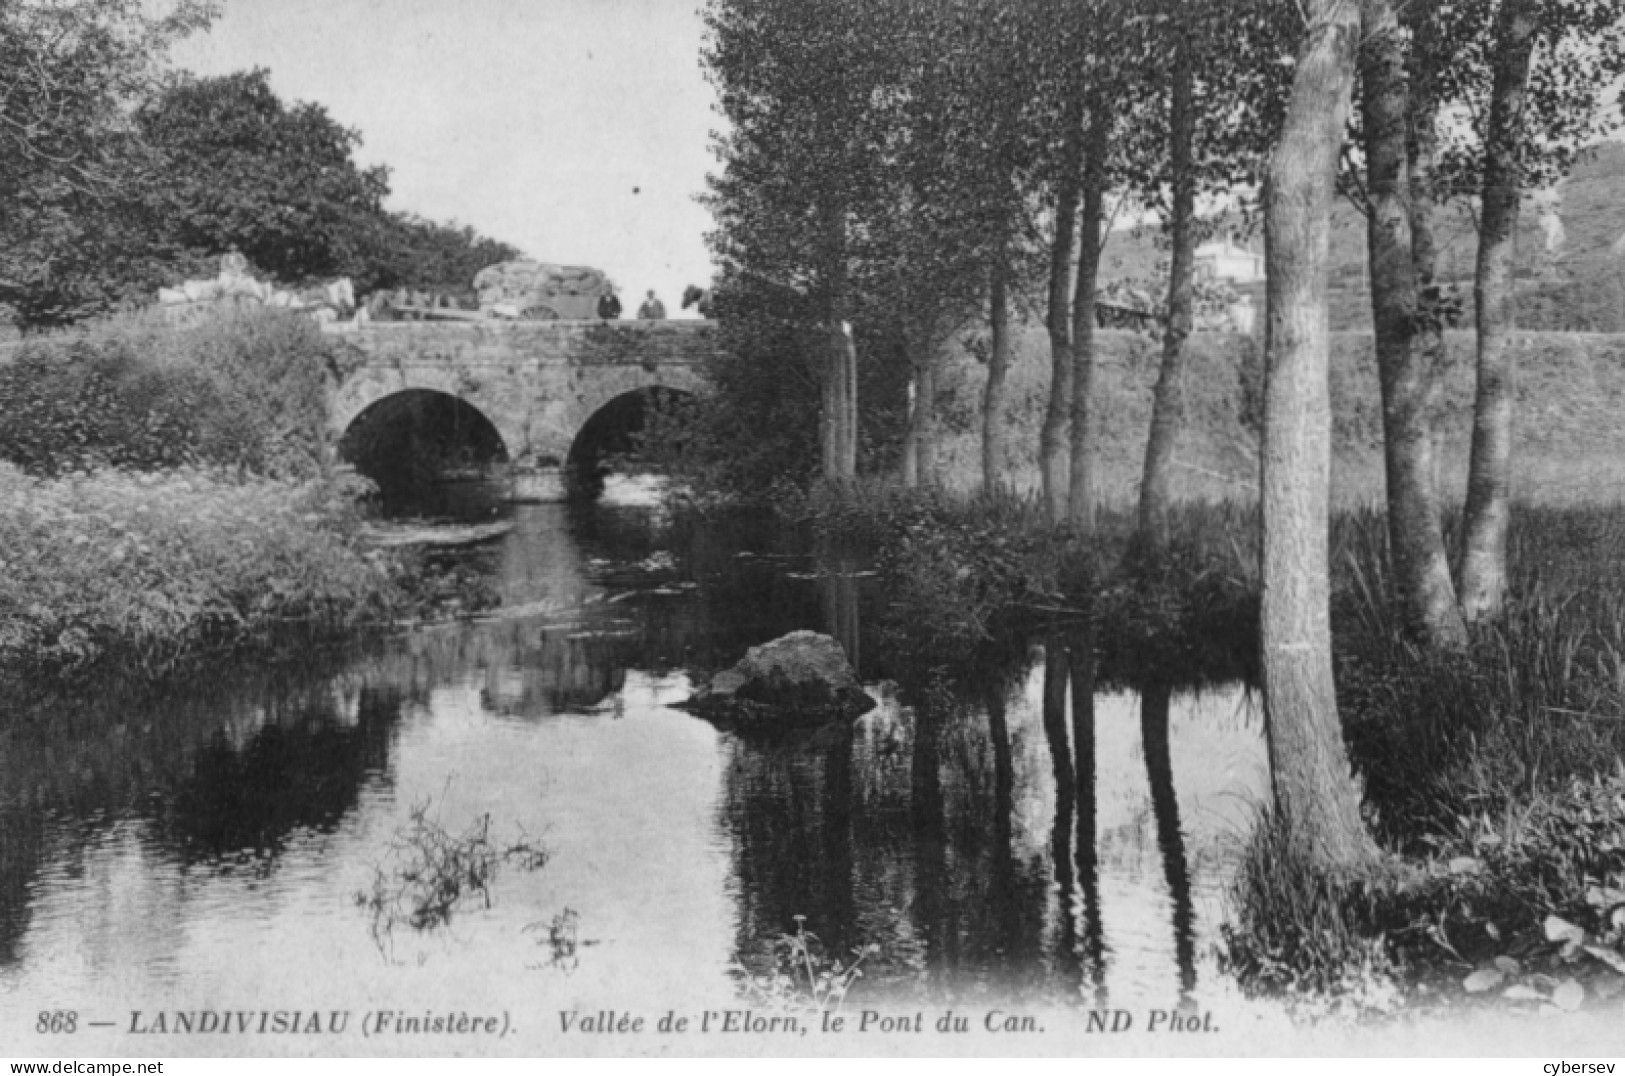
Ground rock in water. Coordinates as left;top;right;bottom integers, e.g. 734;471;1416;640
680;631;874;726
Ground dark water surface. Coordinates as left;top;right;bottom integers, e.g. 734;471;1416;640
0;480;1280;1051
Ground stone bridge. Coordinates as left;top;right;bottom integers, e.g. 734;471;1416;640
325;319;711;470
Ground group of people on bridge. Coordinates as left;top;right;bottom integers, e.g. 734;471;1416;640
596;289;667;320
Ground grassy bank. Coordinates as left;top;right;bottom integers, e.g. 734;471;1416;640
0;464;404;684
932;327;1625;507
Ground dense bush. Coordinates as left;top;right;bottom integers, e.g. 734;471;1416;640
0;306;354;478
0;464;396;680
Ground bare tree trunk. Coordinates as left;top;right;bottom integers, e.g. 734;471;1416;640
824;320;859;482
1261;0;1378;870
915;340;938;487
901;324;920;487
1138;42;1197;551
1406;0;1453;565
1461;0;1538;623
822;333;841;481
901;370;919;487
820;206;858;484
1068;104;1109;534
1360;0;1468;649
1042;107;1085;523
983;250;1011;492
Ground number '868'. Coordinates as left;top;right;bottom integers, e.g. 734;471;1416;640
36;1011;77;1033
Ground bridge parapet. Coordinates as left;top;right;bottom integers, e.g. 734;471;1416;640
324;318;716;368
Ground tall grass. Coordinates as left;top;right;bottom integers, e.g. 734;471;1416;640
1332;507;1625;837
1220;812;1406;1011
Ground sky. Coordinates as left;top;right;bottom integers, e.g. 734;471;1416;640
169;0;720;315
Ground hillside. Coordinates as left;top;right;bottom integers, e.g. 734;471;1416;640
933;325;1625;508
1099;140;1625;332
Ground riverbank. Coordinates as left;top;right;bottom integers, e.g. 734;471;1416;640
0;464;491;690
795;480;1625;1016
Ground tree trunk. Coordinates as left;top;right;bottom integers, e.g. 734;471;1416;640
822;330;841;481
1261;0;1379;871
823;319;858;482
1460;0;1538;623
901;370;919;487
914;341;938;487
1068;104;1109;534
1042;107;1085;523
901;325;921;487
1360;0;1468;649
1138;43;1198;551
1405;0;1453;574
983;250;1012;492
821;207;858;484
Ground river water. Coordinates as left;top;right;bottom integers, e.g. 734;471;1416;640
0;481;1293;1054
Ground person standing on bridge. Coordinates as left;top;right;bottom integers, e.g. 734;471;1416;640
597;288;622;320
637;290;666;320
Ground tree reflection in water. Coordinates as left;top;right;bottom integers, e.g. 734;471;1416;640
1068;625;1108;1007
1140;681;1198;1001
1040;634;1081;985
0;661;408;966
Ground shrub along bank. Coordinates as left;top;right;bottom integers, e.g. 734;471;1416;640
0;306;355;479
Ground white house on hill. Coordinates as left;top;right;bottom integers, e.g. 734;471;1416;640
1194;237;1264;285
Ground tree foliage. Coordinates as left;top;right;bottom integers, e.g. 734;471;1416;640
0;0;216;324
135;69;391;286
3;40;522;326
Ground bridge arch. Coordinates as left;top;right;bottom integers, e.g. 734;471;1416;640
336;388;510;499
565;385;695;495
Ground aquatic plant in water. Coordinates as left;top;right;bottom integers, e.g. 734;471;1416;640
524;907;600;973
355;795;548;957
733;916;878;1014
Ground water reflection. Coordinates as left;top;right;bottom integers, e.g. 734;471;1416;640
1140;682;1197;1000
0;492;1270;1028
151;685;399;867
1067;627;1108;1005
